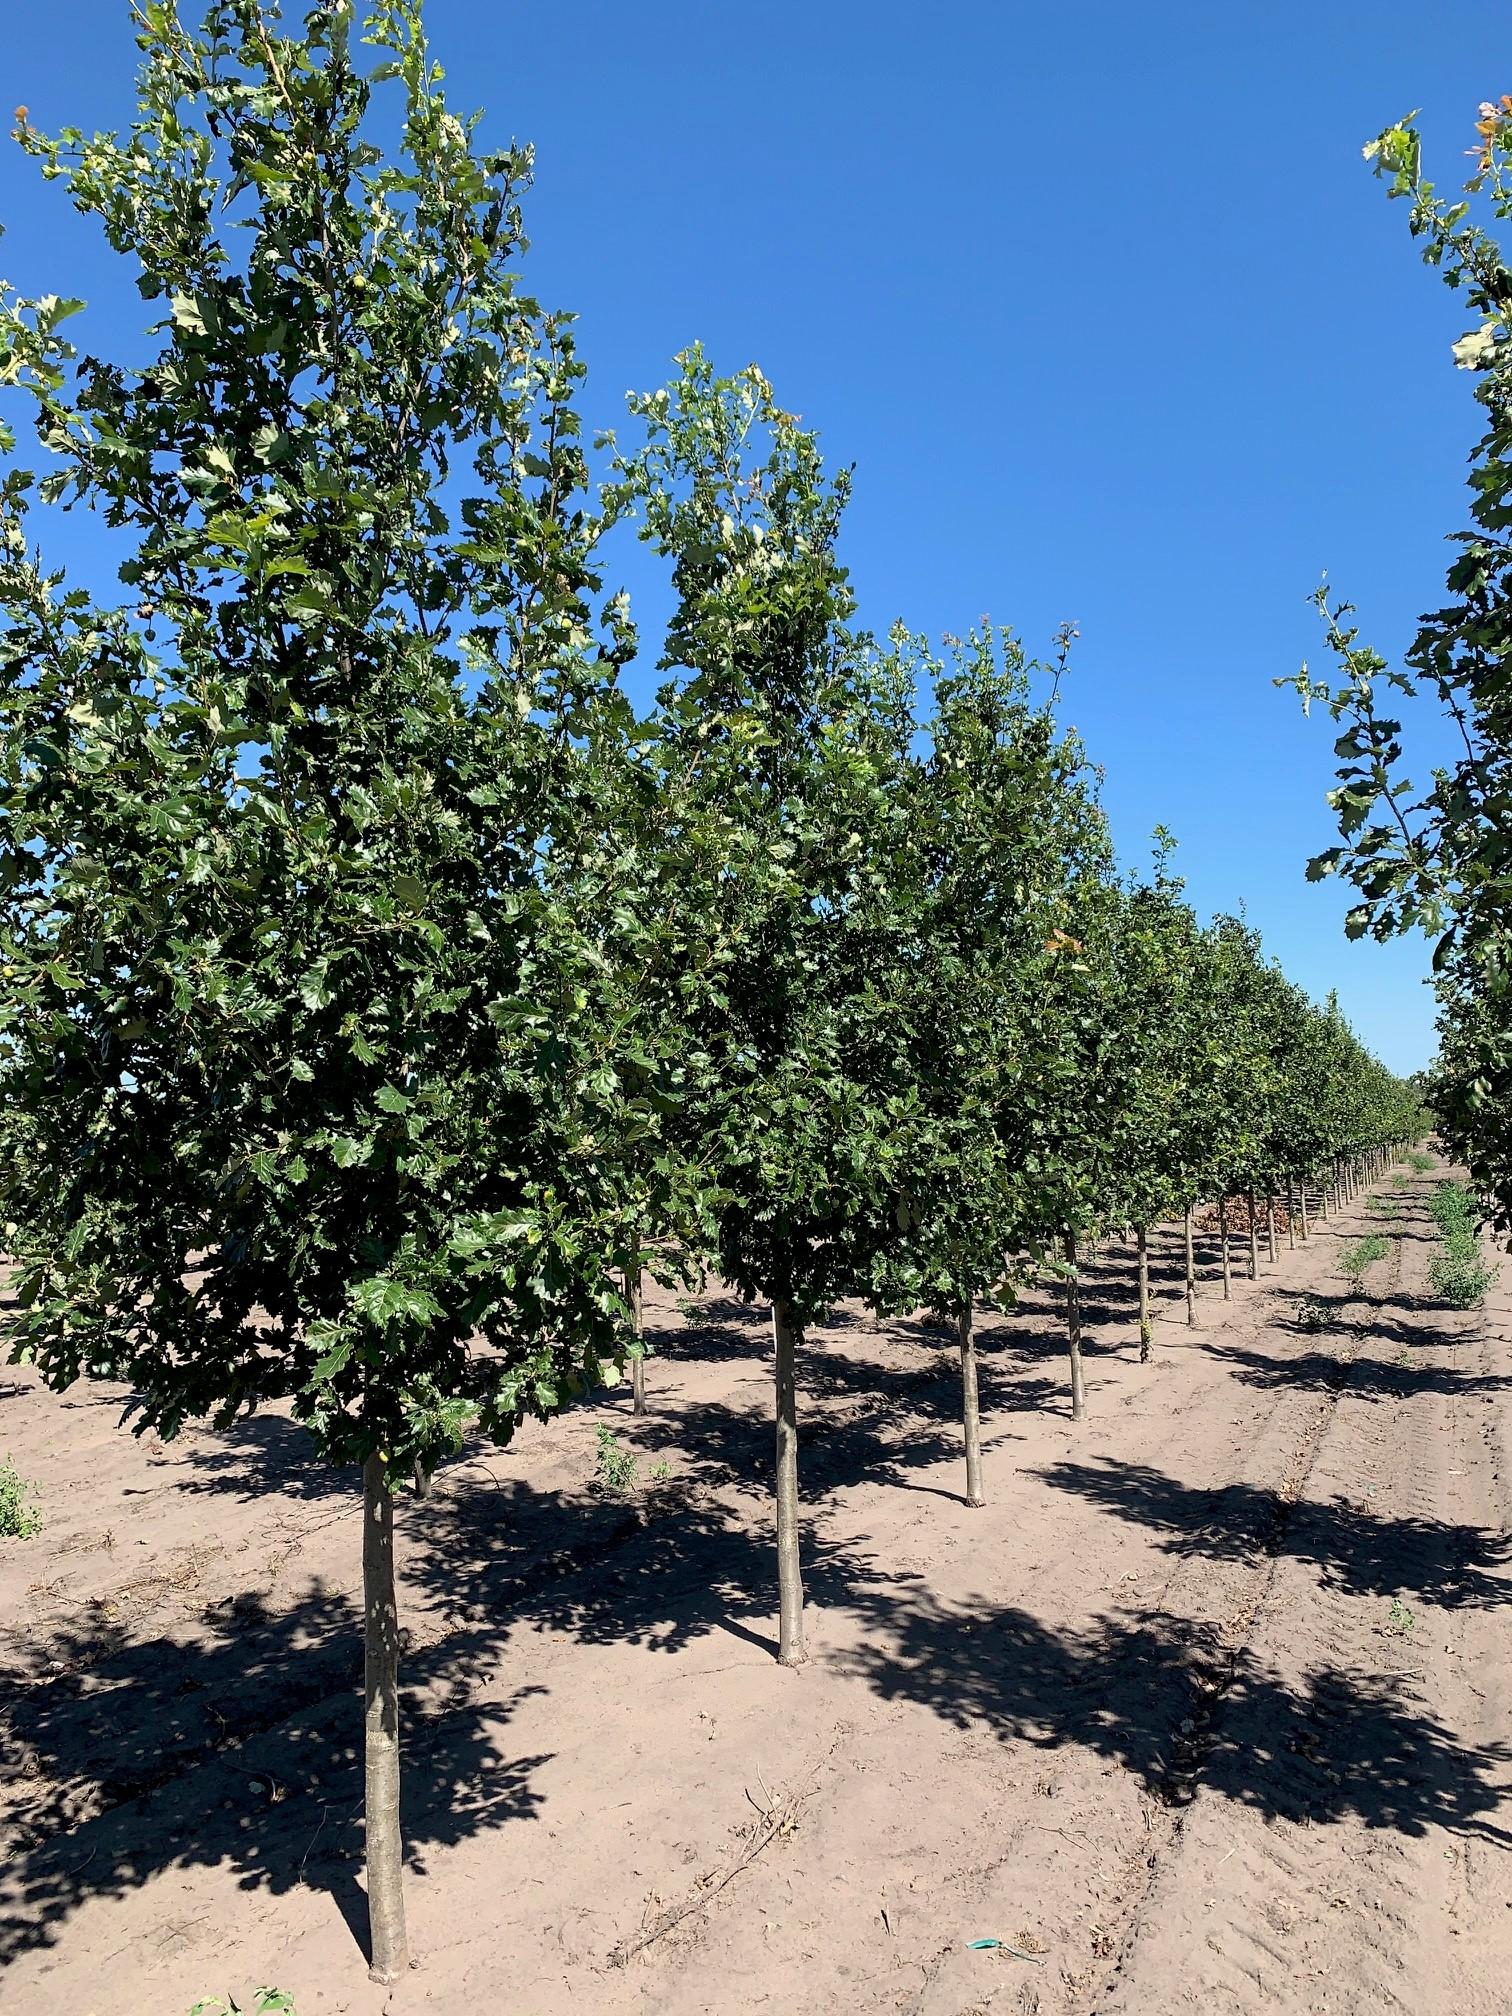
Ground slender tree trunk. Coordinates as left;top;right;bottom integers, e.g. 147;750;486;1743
1064;1231;1086;1420
411;1458;434;1500
1266;1190;1278;1264
1137;1225;1152;1362
958;1302;985;1507
1320;1168;1330;1222
772;1299;807;1667
1300;1176;1311;1242
363;1452;409;1985
1287;1172;1297;1251
1184;1204;1197;1327
628;1261;646;1417
1246;1187;1259;1281
1219;1196;1232;1300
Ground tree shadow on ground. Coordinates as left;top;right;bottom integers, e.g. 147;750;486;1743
0;1567;552;1971
7;1370;1509;1975
1212;1338;1512;1402
1031;1455;1512;1610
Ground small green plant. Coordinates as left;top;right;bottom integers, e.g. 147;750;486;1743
648;1459;672;1482
191;1993;297;2016
1386;1597;1416;1638
0;1457;41;1539
1429;1245;1497;1308
593;1425;640;1496
1295;1295;1331;1333
1429;1178;1475;1231
1366;1193;1400;1219
1407;1150;1436;1174
1390;1172;1409;1190
1340;1234;1390;1285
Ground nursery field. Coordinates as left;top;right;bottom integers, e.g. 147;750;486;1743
3;1162;1509;2016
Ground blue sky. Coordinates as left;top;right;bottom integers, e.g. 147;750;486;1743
3;0;1504;1074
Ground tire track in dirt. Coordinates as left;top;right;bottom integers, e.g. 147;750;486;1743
1096;1177;1512;2016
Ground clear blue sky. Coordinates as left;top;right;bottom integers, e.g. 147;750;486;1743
3;0;1503;1074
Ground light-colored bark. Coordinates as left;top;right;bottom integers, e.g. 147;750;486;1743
1219;1196;1232;1300
363;1451;409;1985
1184;1204;1197;1327
1137;1225;1152;1362
1246;1187;1259;1281
1064;1231;1086;1420
628;1263;646;1417
1266;1192;1278;1265
958;1302;984;1506
772;1299;807;1667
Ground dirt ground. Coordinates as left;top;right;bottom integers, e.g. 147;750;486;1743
2;1162;1510;2016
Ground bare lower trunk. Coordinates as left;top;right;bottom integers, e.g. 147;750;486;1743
1266;1191;1278;1264
411;1458;434;1500
772;1299;807;1667
1219;1196;1232;1300
1064;1231;1086;1420
1184;1204;1197;1327
628;1264;646;1417
1300;1177;1311;1242
958;1302;984;1506
1246;1187;1259;1281
363;1452;409;1985
1287;1173;1297;1250
1319;1169;1330;1222
1136;1225;1152;1362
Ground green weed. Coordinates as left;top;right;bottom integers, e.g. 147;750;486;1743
1340;1234;1390;1284
1386;1597;1416;1638
1407;1150;1436;1174
1295;1295;1331;1333
1429;1244;1497;1308
0;1457;41;1540
593;1425;639;1496
191;1994;297;2016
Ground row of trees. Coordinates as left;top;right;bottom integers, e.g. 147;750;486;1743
0;1;1422;1984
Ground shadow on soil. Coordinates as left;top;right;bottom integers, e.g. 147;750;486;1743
5;1240;1509;1970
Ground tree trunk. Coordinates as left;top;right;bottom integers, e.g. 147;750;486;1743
1300;1176;1311;1242
1266;1191;1278;1264
1184;1204;1197;1327
1137;1225;1152;1362
363;1452;409;1985
411;1458;434;1500
628;1263;646;1417
1246;1188;1259;1280
1064;1231;1086;1420
958;1302;985;1506
1219;1196;1232;1300
1287;1172;1297;1251
772;1299;807;1667
1319;1168;1330;1222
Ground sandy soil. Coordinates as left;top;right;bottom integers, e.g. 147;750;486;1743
2;1163;1509;2016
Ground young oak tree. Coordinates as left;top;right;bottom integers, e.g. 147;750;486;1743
615;349;924;1666
869;621;1103;1500
0;0;680;1978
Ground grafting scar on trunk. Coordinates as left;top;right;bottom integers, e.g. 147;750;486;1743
958;1301;984;1506
772;1299;807;1666
1063;1231;1086;1421
363;1451;409;1985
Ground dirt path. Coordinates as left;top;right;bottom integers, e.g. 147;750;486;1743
1;1165;1508;2015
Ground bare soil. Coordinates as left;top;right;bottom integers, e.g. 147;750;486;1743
2;1164;1509;2016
